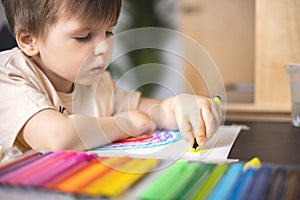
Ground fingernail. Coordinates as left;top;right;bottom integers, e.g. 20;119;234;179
197;139;205;147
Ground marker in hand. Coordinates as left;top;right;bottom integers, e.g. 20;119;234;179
192;96;222;151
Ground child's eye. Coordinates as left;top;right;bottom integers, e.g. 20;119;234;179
106;31;114;37
74;33;92;42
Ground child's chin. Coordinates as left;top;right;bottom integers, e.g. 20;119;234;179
75;74;103;86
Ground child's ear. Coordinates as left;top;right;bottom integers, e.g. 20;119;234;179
16;32;39;56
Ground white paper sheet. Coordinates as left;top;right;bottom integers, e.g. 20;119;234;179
89;125;242;162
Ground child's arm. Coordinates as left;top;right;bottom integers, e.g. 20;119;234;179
138;94;222;147
21;109;155;151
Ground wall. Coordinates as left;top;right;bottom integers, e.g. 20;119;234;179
178;0;300;121
178;0;255;103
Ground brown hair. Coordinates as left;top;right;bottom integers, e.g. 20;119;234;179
1;0;122;40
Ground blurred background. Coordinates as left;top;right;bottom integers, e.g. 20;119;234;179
1;0;299;121
0;1;17;51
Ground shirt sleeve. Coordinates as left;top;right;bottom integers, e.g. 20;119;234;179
0;59;55;149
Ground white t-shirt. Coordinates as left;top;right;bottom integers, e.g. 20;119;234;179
0;48;141;151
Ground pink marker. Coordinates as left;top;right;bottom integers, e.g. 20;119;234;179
8;151;77;185
21;152;96;187
0;151;70;183
38;153;97;187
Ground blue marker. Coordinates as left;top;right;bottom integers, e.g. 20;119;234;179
246;166;272;200
228;167;257;200
208;163;244;200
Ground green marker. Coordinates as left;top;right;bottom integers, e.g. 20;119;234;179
162;162;200;199
192;164;229;200
179;163;216;200
141;161;188;200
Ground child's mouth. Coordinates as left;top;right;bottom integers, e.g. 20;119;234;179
90;66;105;74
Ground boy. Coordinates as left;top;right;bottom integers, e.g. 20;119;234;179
0;0;222;152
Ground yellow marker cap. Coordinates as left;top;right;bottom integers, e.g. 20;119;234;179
243;157;261;171
213;96;222;106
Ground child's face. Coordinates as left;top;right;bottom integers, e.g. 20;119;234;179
33;16;115;92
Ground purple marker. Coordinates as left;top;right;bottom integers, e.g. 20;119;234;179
38;153;97;187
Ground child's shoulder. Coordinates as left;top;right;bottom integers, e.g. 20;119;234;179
0;47;28;67
0;48;37;72
0;47;22;58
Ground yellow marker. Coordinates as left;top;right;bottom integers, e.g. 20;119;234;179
243;157;261;171
83;158;158;197
213;96;222;106
185;148;211;154
56;157;130;193
186;148;198;153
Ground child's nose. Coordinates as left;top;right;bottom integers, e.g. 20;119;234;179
94;38;111;56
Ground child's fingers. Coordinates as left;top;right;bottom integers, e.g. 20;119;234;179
189;110;206;147
197;97;222;139
173;94;222;147
114;110;155;137
178;116;195;145
211;99;223;124
204;100;222;139
201;106;216;140
190;99;221;145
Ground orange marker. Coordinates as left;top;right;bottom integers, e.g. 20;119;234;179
45;157;101;189
83;158;158;197
56;156;131;193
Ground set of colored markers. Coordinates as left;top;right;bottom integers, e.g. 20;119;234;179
142;159;300;200
0;150;158;197
0;150;299;199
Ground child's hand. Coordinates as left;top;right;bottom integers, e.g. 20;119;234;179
163;94;222;147
114;110;156;138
